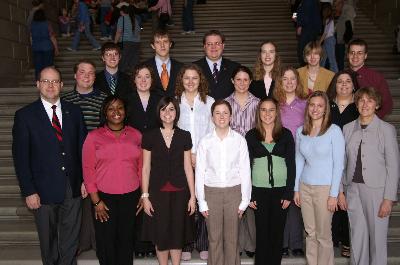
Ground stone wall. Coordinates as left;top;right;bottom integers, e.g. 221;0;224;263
0;0;66;88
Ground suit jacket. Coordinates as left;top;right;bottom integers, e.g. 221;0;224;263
12;99;87;204
126;90;161;133
145;57;183;97
94;70;132;100
297;66;334;94
194;57;240;100
342;115;399;201
249;79;275;99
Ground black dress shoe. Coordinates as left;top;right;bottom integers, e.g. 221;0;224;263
146;251;156;258
282;248;289;256
245;251;255;258
135;252;145;258
292;249;304;256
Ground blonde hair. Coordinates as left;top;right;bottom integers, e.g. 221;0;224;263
302;91;332;136
273;66;307;104
253;41;281;81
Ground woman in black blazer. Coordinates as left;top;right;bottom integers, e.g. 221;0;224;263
250;41;282;99
126;62;161;133
245;97;295;265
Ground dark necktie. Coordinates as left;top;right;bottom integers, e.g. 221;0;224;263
212;63;218;83
110;76;116;95
51;105;62;142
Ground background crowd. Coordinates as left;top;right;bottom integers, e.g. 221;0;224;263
15;0;400;265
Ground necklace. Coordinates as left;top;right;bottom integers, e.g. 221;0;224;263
161;128;174;140
107;125;124;132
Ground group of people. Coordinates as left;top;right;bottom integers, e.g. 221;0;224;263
13;28;399;265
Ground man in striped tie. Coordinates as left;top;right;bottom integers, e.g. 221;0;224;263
12;66;88;265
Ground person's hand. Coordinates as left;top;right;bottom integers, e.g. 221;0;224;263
191;154;196;168
249;201;257;210
327;196;338;212
378;199;393;218
238;209;244;219
294;191;301;207
26;193;41;210
281;199;291;209
201;210;209;218
187;197;196;216
94;201;109;222
338;192;347;211
143;197;154;217
79;23;85;32
80;183;88;199
136;198;143;216
296;26;302;36
54;48;60;57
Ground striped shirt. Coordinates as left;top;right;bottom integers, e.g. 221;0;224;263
225;92;259;137
61;88;107;131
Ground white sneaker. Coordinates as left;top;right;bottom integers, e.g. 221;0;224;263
181;251;191;261
100;36;109;41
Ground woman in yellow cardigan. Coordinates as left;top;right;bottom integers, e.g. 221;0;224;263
297;41;335;95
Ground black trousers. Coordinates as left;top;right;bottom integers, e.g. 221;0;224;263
33;181;82;265
94;189;140;265
182;209;208;252
332;209;350;246
253;187;288;265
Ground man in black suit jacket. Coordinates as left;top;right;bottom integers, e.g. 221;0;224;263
12;67;87;265
144;29;183;97
194;30;240;100
94;42;132;100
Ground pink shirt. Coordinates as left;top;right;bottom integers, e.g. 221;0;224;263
280;97;307;140
83;126;142;194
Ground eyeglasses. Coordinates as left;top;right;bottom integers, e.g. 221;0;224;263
39;79;61;85
206;42;223;47
104;52;119;57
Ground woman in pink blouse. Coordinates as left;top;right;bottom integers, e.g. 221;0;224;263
82;95;142;265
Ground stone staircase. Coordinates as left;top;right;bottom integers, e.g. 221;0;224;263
0;0;399;264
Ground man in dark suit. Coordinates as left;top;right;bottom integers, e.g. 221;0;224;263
144;29;183;97
194;30;240;100
12;66;87;265
94;42;132;100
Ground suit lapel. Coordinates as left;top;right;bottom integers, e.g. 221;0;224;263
151;58;163;88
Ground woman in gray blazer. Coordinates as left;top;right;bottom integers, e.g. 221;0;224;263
340;86;400;265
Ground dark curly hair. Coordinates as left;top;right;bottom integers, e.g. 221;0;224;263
175;64;210;104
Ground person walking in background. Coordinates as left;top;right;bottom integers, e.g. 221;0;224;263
294;91;345;265
59;7;71;37
181;0;195;34
341;87;399;265
148;0;172;30
82;95;142;265
273;66;307;257
30;9;59;80
196;100;252;265
335;0;356;70
114;5;141;73
320;4;338;73
141;97;196;265
13;66;87;265
325;69;359;258
297;41;335;94
175;64;214;261
99;0;112;40
68;0;101;51
246;98;295;265
250;41;282;99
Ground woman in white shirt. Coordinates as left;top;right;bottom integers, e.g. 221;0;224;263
195;100;252;265
175;64;214;260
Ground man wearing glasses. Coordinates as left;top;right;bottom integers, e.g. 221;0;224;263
194;30;240;100
12;66;87;265
94;42;132;100
347;38;393;118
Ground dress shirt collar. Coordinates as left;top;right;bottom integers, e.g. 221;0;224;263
181;92;200;106
41;97;61;111
212;127;235;140
285;97;302;107
228;92;258;109
206;57;222;72
155;56;171;75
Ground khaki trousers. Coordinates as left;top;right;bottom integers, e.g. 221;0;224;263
205;185;241;265
300;183;334;265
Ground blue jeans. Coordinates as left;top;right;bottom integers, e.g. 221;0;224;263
33;50;54;80
321;36;338;73
71;22;100;50
100;6;111;37
182;0;194;31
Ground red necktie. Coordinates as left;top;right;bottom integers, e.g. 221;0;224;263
51;105;62;142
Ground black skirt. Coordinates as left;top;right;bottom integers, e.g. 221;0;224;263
141;189;195;251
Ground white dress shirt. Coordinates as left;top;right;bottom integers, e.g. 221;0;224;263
195;128;251;212
178;93;215;153
206;57;222;72
41;97;62;128
155;56;171;77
